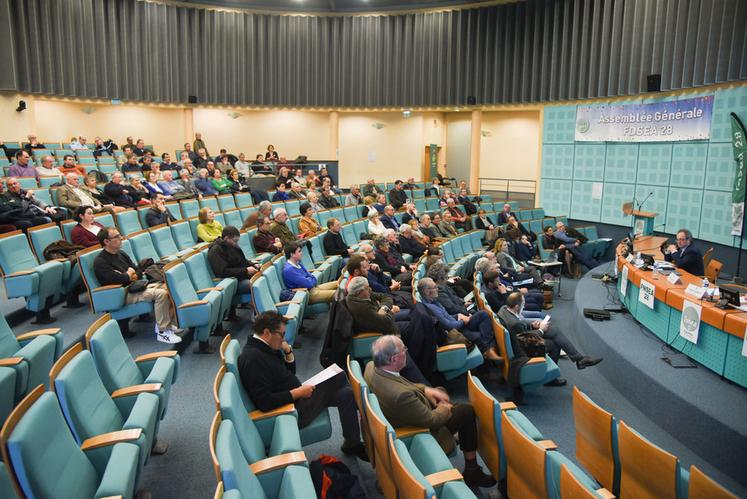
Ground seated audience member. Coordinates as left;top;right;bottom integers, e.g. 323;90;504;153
664;228;704;276
177;168;201;199
208;225;259;312
196;207;223;243
401;202;419;224
160;153;179;171
349;248;412;303
498;292;602;387
160;171;187;199
380;205;400;230
364;335;496;488
265;144;279;162
238;311;367;459
132;138;148;156
514;233;536;262
292;168;305;185
193;148;210;170
275;166;293;189
140;155;155;173
407;219;430;246
419;213;444;240
23;134;45;154
388;180;409;210
323;218;353;259
71;206;105;248
456;188;477;215
144;171;173;198
56;173;110;215
497;203;517;224
0;180;49;229
475;256;544;311
269;208;298;246
92;136;116;158
298;202;322;237
362;196;377;216
93;226;182;345
215;148;237;167
362;178;382;198
373;236;412;283
82;174;124;213
104;172;137;207
507;215;536;242
226;168;250;193
319;167;335;187
210;169;233;194
69;136;87;150
418;277;499;361
282;242;338;304
121;155;142;174
9;150;39;180
495;238;542;285
193;133;209;157
307;191;324;212
319;186;340;209
398;224;426;259
233;153;252;177
242;200;272;229
177;152;191;169
367;210;386;238
59;154;88;176
345;276;408;335
145;194;177;227
127;177;150;205
36;156;63;178
288;182;307;200
253;217;283;255
344;185;362;206
425;263;474;315
553;221;599;273
426;177;441;197
437;210;458;237
481;269;511;313
271;183;290;201
216;155;232;174
194;168;218;196
0;177;65;227
445;198;472;231
373;193;387;213
475;208;501;245
251;154;273;173
305;170;321;189
181;142;196;162
203;161;218;179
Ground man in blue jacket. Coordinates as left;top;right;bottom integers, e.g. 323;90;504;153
282;242;338;304
664;229;704;276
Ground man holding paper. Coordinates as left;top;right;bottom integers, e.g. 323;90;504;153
237;311;368;461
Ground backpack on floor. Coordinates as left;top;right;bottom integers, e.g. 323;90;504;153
309;454;366;499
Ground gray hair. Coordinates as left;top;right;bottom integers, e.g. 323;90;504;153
258;200;272;212
348;276;369;296
372;336;403;367
474;257;495;274
426;263;449;283
384;205;394;212
368;211;379;220
383;228;395;237
417;277;436;297
359;243;373;253
398;224;411;234
273;207;287;218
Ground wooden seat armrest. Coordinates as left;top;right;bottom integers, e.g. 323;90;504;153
212;278;223;283
537;439;558;451
93;284;124;292
291;288;307;292
249;451;307;475
249;403;296;421
0;357;23;367
81;428;143;451
99;496;123;499
394;426;429;438
499;401;518;411
352;332;384;339
135;350;178;363
424;469;463;487
111;383;163;399
51;258;68;263
526;357;546;365
595;488;615;499
16;328;61;341
274;300;301;307
196;287;222;293
283;315;296;321
178;300;208;309
7;270;35;277
436;344;466;353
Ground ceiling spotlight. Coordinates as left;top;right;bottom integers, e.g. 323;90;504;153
15;100;26;112
402;109;412;118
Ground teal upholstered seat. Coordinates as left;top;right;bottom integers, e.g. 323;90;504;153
128;230;161;262
170;219;203;250
2;387;140;499
251;275;302;346
218;194;238;211
223;209;243;229
0;367;16;424
149;224;191;259
164;260;222;342
179;199;200;219
199;196;220;212
183;249;237;320
234;192;253;208
27;223;83;300
115;208;143;236
51;345;158;482
86;316;179;420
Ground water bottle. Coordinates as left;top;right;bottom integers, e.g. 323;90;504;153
702;277;710;289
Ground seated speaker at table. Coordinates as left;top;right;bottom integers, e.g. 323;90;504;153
663;228;704;276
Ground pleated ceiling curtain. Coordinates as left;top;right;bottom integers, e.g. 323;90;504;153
2;0;746;107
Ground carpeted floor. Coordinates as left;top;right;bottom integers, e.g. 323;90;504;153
4;268;746;497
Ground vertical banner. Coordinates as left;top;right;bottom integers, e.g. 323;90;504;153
638;279;655;309
620;265;629;297
731;113;746;236
428;144;439;180
679;300;702;344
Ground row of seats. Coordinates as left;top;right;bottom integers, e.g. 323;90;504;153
0;315;179;498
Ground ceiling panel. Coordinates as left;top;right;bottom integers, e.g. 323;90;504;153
177;0;501;14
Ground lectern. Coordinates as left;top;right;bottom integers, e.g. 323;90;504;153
622;202;658;236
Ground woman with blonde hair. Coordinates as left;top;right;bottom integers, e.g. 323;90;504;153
196;207;223;242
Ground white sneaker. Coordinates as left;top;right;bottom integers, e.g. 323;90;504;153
170;326;185;334
156;329;182;344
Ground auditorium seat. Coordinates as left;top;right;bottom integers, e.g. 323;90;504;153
200;196;220;212
128;229;162;262
211;416;313;499
85;314;179;420
38;176;60;187
50;343;158;482
0;366;16;424
165;201;182;220
466;372;518;481
0;230;65;321
171;219;204;251
217;194;237;212
560;464;615;499
164;260;222;344
238;228;274;264
214;369;303;465
27;222;83;300
150;224;192;259
180;199;200;218
688;465;737;499
346;357;374;462
183;249;237;322
234;192;253;208
223;208;243;229
572;386;620;495
705;259;723;282
250;274;302;346
115;208;143;236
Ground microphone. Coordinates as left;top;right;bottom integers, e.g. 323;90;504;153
639;191;654;211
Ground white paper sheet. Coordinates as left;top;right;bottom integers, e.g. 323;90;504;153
592;182;603;200
304;363;343;386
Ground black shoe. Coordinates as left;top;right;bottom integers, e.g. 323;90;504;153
462;464;497;488
195;340;215;354
32;309;54;325
211;326;228;337
544;378;567;387
577;356;603;370
63;295;84;308
341;441;370;462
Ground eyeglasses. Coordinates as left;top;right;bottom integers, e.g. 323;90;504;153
106;234;123;240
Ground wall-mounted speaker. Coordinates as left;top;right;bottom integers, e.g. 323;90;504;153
187;95;198;104
646;74;661;92
466;95;477;105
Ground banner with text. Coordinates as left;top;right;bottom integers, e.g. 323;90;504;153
575;96;714;142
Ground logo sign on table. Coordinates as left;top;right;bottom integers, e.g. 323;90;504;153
575;95;714;142
619;265;629;298
679;300;702;344
685;284;707;299
638;279;655;309
667;272;681;285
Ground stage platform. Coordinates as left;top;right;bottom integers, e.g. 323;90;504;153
573;265;747;491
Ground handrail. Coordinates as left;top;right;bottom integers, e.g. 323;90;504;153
478;177;536;206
